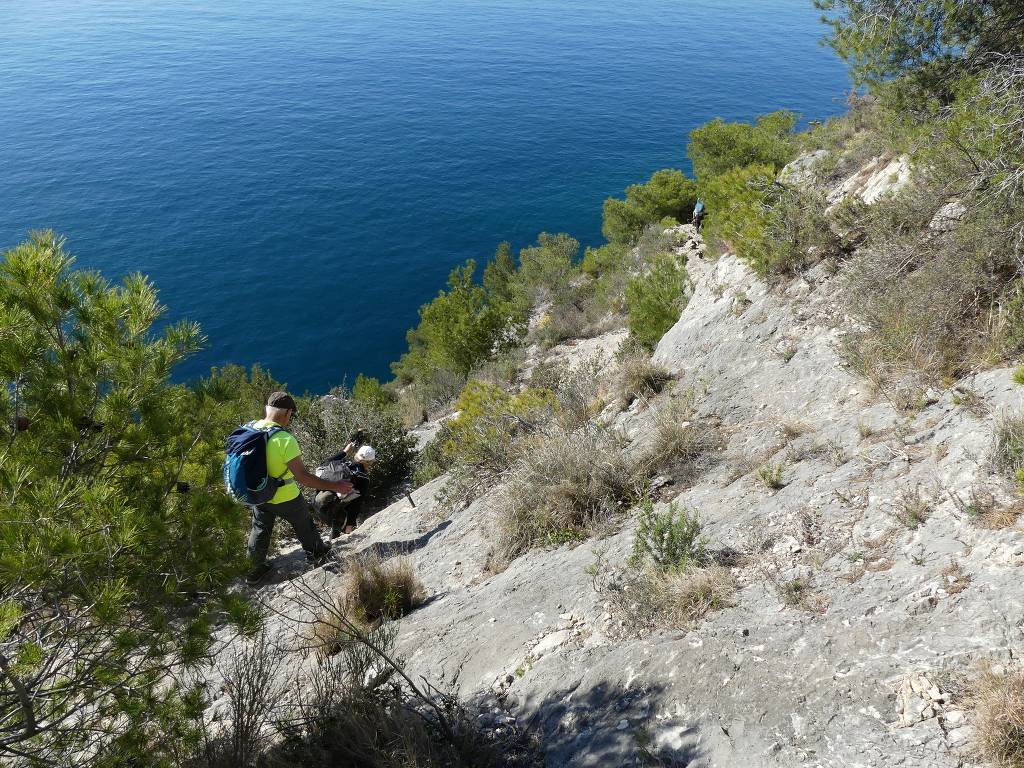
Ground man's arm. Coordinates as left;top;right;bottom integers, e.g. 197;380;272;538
286;457;354;495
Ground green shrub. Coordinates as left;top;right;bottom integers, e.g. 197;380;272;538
625;253;689;349
494;423;638;565
755;462;786;489
630;497;707;573
441;380;555;473
580;241;628;277
602;169;698;245
517;232;579;297
0;232;259;762
352;374;393;410
392;258;525;389
701;163;838;277
293;391;417;500
687;110;797;180
815;0;1024;94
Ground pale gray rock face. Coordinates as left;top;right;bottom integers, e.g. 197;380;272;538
827;154;912;209
779;150;830;188
207;227;1024;767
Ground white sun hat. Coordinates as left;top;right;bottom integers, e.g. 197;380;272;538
354;445;377;462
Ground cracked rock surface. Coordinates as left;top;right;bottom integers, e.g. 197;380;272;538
208;218;1022;766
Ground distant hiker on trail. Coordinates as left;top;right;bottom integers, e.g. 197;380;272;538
314;438;377;538
226;392;354;586
692;199;706;230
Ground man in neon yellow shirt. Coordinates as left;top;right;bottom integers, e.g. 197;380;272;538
245;391;353;585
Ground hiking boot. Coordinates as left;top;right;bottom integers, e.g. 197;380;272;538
330;524;342;540
245;561;273;586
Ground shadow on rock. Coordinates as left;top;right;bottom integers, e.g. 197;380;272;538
508;679;705;767
360;518;453;560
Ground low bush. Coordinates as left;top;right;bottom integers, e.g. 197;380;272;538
602;169;698;245
630;497;707;572
493;423;639;565
625;252;689;349
687;110;797;181
701;163;839;277
351;374;393;410
528;355;605;431
441;380;555;474
517;232;579;299
970;662;1024;768
195;632;284;768
615;347;671;405
341;555;425;627
196;589;535;768
755;462;786;490
293;391;417;501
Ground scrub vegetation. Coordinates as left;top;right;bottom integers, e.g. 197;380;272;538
6;1;1024;764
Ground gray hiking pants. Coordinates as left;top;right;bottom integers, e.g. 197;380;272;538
247;494;329;565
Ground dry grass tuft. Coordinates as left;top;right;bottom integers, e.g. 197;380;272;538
493;423;638;566
950;485;1023;529
594;562;734;635
893;485;932;529
994;410;1024;478
941;561;971;596
342;555;426;628
643;396;723;482
615;348;672;406
661;566;736;623
970;663;1024;767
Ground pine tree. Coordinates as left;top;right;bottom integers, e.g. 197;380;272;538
0;232;258;764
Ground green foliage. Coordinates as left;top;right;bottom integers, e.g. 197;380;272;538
625;253;689;349
292;390;416;500
352;374;393;410
701;163;837;277
815;0;1024;93
580;241;627;277
0;232;258;762
441;381;555;473
687;111;797;180
602;169;698;245
756;462;786;490
481;241;519;303
393;260;512;386
629;497;707;573
517;232;579;296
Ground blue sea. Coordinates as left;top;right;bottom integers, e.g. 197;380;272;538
0;0;849;394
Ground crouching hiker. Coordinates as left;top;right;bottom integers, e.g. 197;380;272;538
314;441;377;538
225;391;354;585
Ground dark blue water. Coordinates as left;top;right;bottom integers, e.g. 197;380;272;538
0;0;849;394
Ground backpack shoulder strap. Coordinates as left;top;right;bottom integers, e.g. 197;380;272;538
260;425;295;482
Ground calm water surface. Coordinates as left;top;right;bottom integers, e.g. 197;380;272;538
0;0;849;392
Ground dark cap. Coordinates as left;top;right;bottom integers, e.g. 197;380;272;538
267;391;297;411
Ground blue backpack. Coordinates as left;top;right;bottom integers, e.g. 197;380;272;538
223;421;290;505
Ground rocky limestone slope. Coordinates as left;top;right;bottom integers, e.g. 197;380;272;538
206;167;1024;768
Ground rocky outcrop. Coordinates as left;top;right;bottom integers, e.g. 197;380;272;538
207;218;1023;766
826;153;912;210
